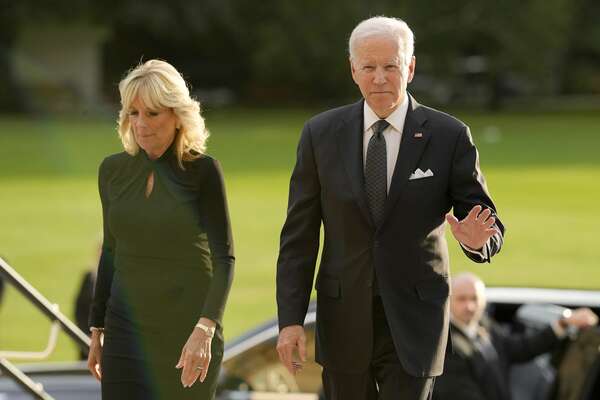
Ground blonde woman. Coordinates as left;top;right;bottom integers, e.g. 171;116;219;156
87;59;234;399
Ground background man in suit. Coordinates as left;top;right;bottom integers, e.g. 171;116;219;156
433;272;598;400
276;16;505;400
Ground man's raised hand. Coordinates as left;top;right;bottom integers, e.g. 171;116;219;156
446;205;500;251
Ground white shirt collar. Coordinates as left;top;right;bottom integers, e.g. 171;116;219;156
452;318;480;340
363;94;410;133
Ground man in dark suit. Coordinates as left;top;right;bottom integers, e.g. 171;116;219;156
276;16;505;400
433;272;598;400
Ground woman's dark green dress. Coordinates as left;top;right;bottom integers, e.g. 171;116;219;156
89;146;234;399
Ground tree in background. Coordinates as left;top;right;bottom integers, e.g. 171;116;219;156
559;0;600;94
100;0;249;104
0;3;29;113
400;0;577;109
1;0;599;112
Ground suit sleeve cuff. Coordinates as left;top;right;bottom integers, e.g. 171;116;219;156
460;242;489;260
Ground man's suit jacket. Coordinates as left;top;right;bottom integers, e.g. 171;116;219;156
433;321;560;400
276;96;505;377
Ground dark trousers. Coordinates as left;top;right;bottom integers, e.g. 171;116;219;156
322;296;435;400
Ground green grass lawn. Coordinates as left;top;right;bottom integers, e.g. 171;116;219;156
1;108;599;362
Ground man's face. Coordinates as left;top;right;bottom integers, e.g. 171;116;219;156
350;35;415;118
450;279;486;327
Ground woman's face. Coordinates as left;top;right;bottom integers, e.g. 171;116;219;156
128;96;178;158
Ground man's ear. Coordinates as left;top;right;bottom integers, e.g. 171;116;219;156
407;56;416;83
350;58;359;85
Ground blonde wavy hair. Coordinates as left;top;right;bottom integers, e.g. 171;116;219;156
117;59;208;168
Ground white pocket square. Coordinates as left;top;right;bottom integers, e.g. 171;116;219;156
409;168;434;180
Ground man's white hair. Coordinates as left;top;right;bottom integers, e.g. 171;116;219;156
348;16;415;65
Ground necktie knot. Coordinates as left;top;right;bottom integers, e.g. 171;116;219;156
372;119;389;139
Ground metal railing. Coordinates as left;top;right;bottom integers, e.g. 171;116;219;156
0;256;91;400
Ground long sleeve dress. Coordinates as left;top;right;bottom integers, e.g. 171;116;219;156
89;145;234;399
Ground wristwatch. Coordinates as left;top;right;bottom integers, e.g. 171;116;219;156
195;322;216;337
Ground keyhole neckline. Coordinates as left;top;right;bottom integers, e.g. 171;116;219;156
144;171;155;199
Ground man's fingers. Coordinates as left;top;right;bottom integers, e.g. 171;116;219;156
94;352;103;380
88;363;98;381
477;208;492;222
481;227;499;243
276;342;285;363
445;213;459;227
467;205;482;221
283;347;295;374
483;216;496;229
95;363;102;380
89;362;101;381
87;352;102;381
276;338;291;363
298;335;307;363
485;227;499;236
87;360;99;381
277;342;295;374
87;358;94;376
292;361;304;375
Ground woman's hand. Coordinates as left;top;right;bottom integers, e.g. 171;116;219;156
176;318;216;387
87;330;103;381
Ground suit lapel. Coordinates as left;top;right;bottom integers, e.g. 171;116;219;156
380;96;429;227
337;100;375;228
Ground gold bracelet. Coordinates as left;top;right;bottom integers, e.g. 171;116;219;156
194;322;215;338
